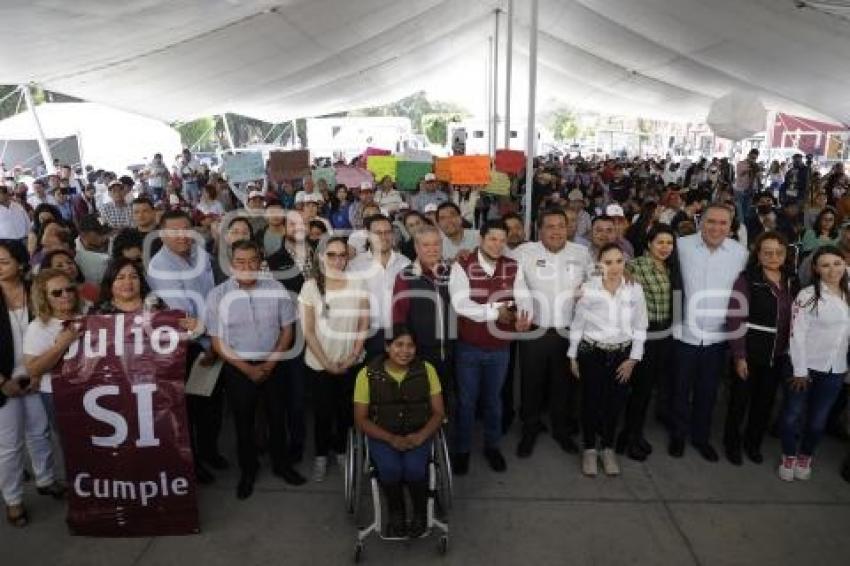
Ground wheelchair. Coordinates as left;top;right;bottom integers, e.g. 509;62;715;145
343;426;452;562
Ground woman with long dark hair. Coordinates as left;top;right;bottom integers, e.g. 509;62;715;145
328;185;353;230
800;206;839;254
618;223;677;461
778;245;850;481
724;231;799;465
625;200;660;257
299;236;369;482
27;203;63;255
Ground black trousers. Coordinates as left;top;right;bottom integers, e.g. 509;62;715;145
500;341;519;430
419;344;455;419
185;343;225;461
309;366;356;457
723;355;789;451
519;330;575;439
622;333;673;441
223;362;290;474
577;343;630;449
280;354;306;456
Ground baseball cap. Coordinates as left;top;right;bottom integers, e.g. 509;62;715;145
303;193;324;204
605;204;625;217
248;190;265;200
360;181;373;191
423;173;437;182
567;189;584;201
423;203;438;214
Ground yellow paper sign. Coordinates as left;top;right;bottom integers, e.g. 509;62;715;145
484;170;511;195
366;156;398;182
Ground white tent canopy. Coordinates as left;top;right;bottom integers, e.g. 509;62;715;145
1;0;849;124
0;102;182;173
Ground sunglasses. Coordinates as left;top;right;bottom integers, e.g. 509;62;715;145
49;286;77;298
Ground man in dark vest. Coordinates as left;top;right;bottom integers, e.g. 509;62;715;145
392;224;454;390
448;220;531;475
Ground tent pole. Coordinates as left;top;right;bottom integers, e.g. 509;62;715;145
492;8;500;154
22;84;55;174
523;0;538;231
504;0;513;150
486;36;492;156
221;113;236;149
291;120;298;148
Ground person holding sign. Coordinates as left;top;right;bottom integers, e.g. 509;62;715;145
0;242;63;527
206;240;307;499
410;173;447;213
374;176;404;215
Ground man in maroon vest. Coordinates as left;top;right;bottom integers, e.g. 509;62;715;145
448;219;531;474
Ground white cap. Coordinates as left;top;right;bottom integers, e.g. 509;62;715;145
605;203;625;217
303;193;324;204
398;202;410;210
359;181;373;191
423;203;438;214
423;173;437;182
168;194;181;206
248;190;265;200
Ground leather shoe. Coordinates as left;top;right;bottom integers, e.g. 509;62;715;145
451;452;470;475
625;442;648;462
194;463;215;485
273;465;307;486
236;473;255;500
555;435;579;454
202;453;230;471
484;448;507;472
694;443;719;463
744;444;764;464
516;432;538;458
668;437;685;458
725;444;743;466
636;436;653;455
615;432;629;455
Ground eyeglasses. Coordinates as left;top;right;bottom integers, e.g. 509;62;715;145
48;286;76;298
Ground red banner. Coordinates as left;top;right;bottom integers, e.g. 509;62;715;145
56;311;199;537
494;149;526;175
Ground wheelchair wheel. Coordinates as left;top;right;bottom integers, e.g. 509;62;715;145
352;431;367;520
353;542;364;563
438;535;449;555
344;430;355;513
434;428;453;513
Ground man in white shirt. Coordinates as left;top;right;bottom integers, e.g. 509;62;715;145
374;176;404;215
500;211;526;430
349;214;410;357
27;180;54;209
0;185;31;242
670;204;747;462
448;219;531;475
436;202;479;261
514;207;593;458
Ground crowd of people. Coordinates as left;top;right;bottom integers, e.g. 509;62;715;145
1;146;850;534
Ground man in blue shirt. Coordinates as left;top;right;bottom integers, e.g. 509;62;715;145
147;210;222;483
669;204;748;461
206;240;307;498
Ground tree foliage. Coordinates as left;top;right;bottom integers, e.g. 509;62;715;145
551;108;580;141
349;91;467;133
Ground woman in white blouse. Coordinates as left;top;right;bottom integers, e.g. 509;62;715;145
23;268;85;425
779;245;850;482
569;243;649;477
299;236;370;482
0;242;65;527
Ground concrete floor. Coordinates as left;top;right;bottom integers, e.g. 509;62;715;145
2;416;849;566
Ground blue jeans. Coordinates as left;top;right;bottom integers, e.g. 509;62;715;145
453;342;510;453
779;370;845;456
368;438;431;483
183;181;200;205
671;341;726;445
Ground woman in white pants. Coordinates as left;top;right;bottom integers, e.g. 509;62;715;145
0;241;64;527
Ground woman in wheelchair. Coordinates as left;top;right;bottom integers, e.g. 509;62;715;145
353;326;445;539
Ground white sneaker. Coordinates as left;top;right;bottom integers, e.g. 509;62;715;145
778;455;796;482
600;448;620;476
312;456;328;482
336;453;347;475
582;449;598;476
794;455;812;481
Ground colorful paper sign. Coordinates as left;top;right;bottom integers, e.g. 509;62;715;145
434;157;451;182
484;170;511;196
335;166;374;189
448;155;491;185
312;167;336;189
56;311;199;536
366;155;398;182
269;150;310;182
222;151;266;184
396;161;434;191
494;149;526;175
